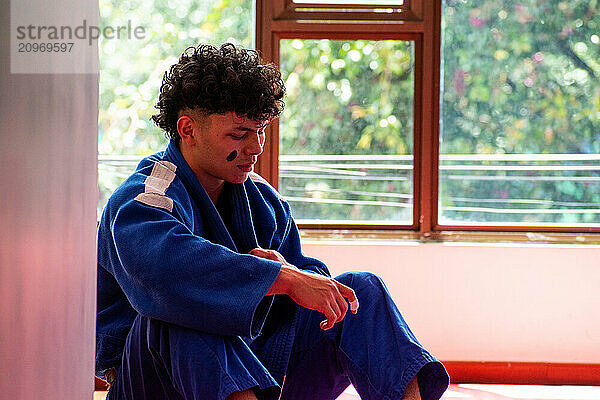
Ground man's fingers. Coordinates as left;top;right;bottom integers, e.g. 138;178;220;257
334;293;348;323
322;296;349;328
335;281;359;314
249;248;278;261
329;295;343;322
349;298;359;314
248;248;263;256
249;248;269;258
320;318;336;330
321;307;338;330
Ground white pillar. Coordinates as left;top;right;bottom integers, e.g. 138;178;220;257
0;0;98;398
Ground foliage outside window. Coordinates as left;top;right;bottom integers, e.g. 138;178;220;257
279;40;414;224
99;0;600;232
98;0;253;216
439;0;600;226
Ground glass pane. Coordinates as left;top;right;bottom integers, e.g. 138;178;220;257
98;0;255;216
293;0;403;4
279;40;414;224
440;0;600;226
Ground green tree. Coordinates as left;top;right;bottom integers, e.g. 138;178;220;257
98;0;253;213
279;40;414;222
99;0;599;224
439;0;600;224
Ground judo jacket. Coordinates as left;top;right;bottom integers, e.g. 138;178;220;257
96;140;330;384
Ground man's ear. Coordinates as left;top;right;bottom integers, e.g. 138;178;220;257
177;116;195;145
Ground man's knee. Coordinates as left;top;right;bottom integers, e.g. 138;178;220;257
335;271;385;294
334;271;398;317
225;389;259;400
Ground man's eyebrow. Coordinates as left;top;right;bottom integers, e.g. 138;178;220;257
233;127;254;132
233;123;269;132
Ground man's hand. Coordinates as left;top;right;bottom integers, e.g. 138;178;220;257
249;248;296;266
249;248;359;330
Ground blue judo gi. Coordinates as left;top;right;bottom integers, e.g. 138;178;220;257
96;140;449;400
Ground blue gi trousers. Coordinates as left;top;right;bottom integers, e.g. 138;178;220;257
106;272;449;400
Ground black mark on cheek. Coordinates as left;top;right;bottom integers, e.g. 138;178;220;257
226;150;238;162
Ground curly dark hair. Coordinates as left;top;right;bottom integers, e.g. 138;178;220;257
152;43;286;140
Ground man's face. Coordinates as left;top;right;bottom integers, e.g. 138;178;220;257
182;111;267;187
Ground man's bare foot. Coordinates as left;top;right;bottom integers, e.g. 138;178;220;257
225;388;258;400
403;375;422;400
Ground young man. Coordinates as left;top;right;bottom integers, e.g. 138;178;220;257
96;43;449;400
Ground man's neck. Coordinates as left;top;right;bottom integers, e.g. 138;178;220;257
178;142;224;204
200;178;224;205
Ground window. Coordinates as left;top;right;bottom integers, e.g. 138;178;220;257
99;0;599;234
256;0;600;233
279;39;415;224
439;0;600;228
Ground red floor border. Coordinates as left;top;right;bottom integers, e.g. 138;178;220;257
95;362;600;391
444;361;600;386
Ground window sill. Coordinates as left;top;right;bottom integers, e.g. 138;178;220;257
299;229;600;246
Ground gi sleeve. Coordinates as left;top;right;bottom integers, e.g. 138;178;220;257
108;198;281;338
276;201;331;277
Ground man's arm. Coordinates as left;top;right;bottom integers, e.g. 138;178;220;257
248;177;330;276
276;208;331;276
249;248;359;330
102;198;281;338
247;177;357;328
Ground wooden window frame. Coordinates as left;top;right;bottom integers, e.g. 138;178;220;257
255;0;600;236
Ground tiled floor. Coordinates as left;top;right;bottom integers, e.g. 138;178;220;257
337;384;600;400
444;384;600;400
94;384;600;400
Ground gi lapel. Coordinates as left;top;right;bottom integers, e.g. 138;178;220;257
228;183;260;254
164;141;238;252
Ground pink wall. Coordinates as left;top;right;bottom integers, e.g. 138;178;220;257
0;1;98;397
304;240;600;364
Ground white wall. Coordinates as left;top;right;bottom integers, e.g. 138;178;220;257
304;240;600;364
0;0;98;398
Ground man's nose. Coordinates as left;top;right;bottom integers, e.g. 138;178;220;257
244;132;264;156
